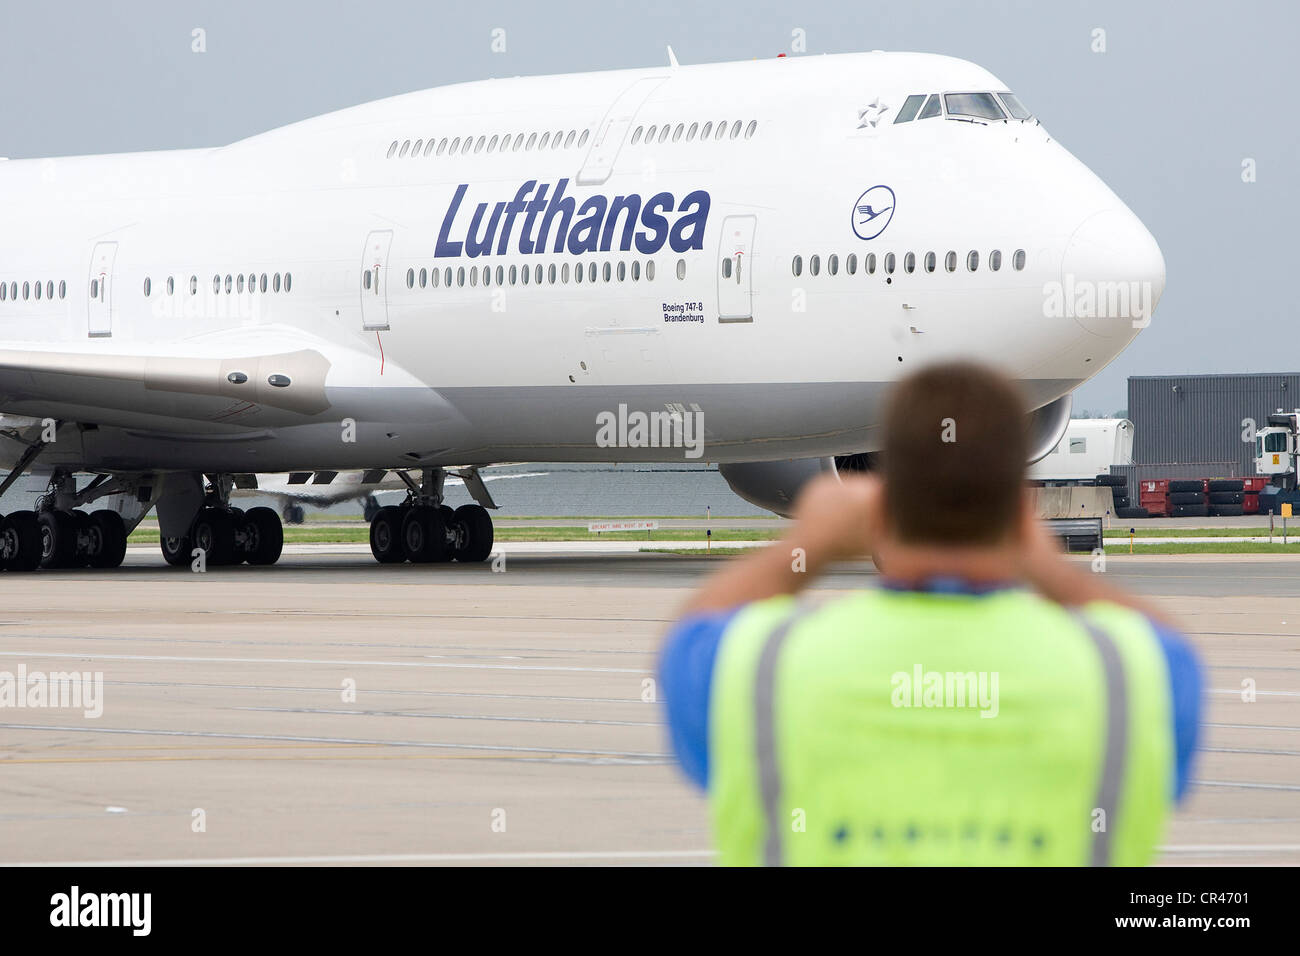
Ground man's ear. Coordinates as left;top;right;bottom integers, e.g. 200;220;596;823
865;474;890;542
1014;486;1039;545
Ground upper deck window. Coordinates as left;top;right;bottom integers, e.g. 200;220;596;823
944;92;1006;122
894;94;926;124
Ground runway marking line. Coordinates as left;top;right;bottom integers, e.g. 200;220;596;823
0;650;645;674
1;849;716;867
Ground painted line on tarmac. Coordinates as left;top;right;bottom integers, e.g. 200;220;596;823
5;845;1294;865
0;722;670;759
0;650;643;674
1193;779;1300;791
97;679;648;705
1160;844;1300;853
1208;722;1300;731
1;849;716;866
233;706;660;727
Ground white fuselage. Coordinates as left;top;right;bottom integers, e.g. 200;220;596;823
0;51;1164;474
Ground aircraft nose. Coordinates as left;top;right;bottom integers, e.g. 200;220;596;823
1059;208;1166;336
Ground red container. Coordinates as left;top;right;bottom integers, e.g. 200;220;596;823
1140;493;1170;517
1244;493;1260;514
1140;479;1169;494
1243;477;1269;493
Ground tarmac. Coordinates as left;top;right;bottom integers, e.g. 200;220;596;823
0;545;1296;866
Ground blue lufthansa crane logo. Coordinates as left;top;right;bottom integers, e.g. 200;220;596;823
852;185;896;241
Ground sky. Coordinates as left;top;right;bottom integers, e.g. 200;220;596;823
0;0;1293;413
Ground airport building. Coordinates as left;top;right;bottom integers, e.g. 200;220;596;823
1127;372;1300;476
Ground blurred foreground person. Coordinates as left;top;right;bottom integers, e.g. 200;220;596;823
660;362;1201;866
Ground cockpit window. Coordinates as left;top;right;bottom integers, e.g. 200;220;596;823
944;92;1006;121
917;94;942;120
998;92;1032;120
894;94;926;124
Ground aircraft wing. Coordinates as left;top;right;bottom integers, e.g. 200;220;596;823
0;327;429;430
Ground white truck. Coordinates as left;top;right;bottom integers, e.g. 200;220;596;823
1255;410;1299;491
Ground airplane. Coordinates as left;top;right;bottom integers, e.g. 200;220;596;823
235;467;544;524
0;50;1165;571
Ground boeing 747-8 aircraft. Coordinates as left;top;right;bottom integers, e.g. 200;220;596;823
0;50;1164;570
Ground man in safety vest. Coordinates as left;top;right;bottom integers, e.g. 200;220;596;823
660;362;1201;866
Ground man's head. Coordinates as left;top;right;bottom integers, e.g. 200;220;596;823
879;362;1030;547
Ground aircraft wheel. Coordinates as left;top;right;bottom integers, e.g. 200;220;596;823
243;507;283;565
161;533;193;567
69;511;94;567
452;504;494;563
401;505;449;564
38;510;77;569
1;511;42;571
369;506;406;564
87;510;128;569
192;508;237;566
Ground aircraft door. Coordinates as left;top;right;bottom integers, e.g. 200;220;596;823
360;230;393;331
717;215;756;322
577;76;666;186
87;241;118;337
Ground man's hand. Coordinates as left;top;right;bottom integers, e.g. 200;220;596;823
791;472;883;563
1012;500;1174;627
680;472;881;615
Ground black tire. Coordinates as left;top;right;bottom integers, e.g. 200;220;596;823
87;510;128;569
38;510;77;569
160;533;193;567
1172;504;1209;518
1208;479;1244;493
68;510;95;567
191;507;236;566
1168;491;1205;505
1111;495;1131;510
1115;506;1150;519
401;505;449;563
1208;491;1243;505
452;504;494;563
243;507;283;565
1168;480;1204;493
1095;475;1127;487
1208;504;1244;517
1;511;42;571
369;506;406;563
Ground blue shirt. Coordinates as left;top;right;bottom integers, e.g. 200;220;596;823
659;581;1202;800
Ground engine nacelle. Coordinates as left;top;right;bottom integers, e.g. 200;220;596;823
718;457;838;517
722;395;1071;516
1025;393;1074;464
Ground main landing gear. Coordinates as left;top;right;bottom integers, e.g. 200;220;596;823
368;468;494;565
0;508;128;571
161;505;284;568
158;476;283;568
